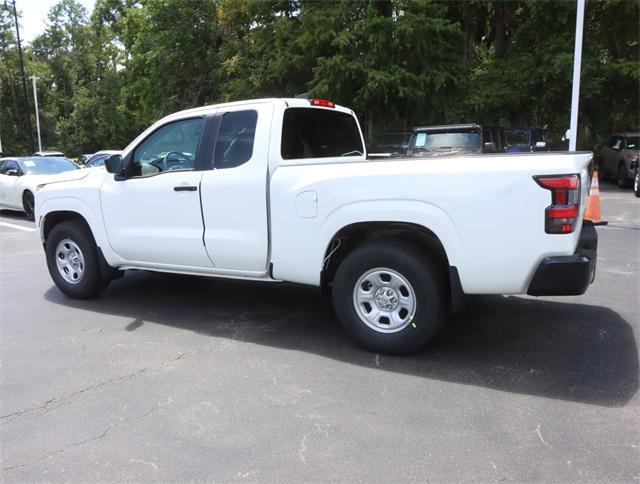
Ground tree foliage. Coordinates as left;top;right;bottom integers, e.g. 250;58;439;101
0;0;638;156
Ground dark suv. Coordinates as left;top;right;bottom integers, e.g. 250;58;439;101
600;132;640;188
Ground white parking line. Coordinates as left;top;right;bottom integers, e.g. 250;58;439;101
0;222;37;232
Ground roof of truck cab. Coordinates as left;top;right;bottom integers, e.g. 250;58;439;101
159;98;354;123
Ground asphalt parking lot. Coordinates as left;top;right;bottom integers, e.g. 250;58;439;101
1;183;639;482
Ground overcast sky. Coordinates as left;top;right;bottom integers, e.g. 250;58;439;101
16;0;97;43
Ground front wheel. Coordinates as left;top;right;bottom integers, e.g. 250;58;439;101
617;163;631;189
332;242;446;354
634;168;640;198
22;190;35;220
45;221;109;298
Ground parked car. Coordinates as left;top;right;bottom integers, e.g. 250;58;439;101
600;132;640;188
0;157;81;220
83;150;121;169
77;153;94;165
482;126;506;153
32;150;66;157
504;128;550;153
405;124;505;156
35;98;597;354
367;131;412;158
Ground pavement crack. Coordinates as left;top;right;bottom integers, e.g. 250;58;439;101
1;352;189;427
298;433;309;464
535;424;552;448
3;424;113;472
0;370;147;426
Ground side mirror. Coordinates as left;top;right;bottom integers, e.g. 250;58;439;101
104;154;123;174
6;169;20;176
535;141;547;149
483;142;497;153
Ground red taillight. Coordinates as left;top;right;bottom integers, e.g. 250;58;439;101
548;205;579;218
310;99;335;108
535;176;579;190
534;174;581;234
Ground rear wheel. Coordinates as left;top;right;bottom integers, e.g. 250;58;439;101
634;167;640;198
332;241;446;354
46;221;109;298
22;190;34;220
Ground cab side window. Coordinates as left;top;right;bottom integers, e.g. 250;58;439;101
131;118;204;177
214;110;258;169
610;136;623;150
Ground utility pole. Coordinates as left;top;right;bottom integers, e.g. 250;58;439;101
569;0;585;151
30;76;42;152
11;0;35;154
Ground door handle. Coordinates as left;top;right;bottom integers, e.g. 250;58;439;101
174;185;198;192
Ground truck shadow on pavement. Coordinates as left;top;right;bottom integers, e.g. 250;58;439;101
44;270;639;408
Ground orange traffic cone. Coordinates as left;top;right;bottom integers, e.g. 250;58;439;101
584;170;602;223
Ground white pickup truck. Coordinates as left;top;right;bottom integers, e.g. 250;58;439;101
35;98;598;354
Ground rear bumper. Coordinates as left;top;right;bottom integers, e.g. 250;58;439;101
527;221;598;296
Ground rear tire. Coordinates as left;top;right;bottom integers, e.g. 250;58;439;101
22;190;35;221
332;241;446;354
46;221;109;298
634;168;640;198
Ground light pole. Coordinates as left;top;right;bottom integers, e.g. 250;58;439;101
11;0;35;153
568;0;585;151
30;76;42;152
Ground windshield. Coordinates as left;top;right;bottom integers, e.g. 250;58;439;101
19;157;78;175
505;130;530;146
85;153;110;167
369;133;411;151
409;130;480;151
626;137;640;149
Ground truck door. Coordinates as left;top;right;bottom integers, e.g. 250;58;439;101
200;103;273;273
100;116;213;268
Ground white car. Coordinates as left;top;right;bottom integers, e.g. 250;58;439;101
0;157;81;220
35;98;598;354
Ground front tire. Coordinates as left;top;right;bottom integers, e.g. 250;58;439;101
45;221;109;298
332;242;446;354
22;190;35;220
634;168;640;198
617;162;631;189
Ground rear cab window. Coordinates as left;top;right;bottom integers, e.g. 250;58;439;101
214;110;258;168
281;108;364;160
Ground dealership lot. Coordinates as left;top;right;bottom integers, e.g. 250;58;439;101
1;184;638;482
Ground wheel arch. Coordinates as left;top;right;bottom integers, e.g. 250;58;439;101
320;221;464;313
41;210;92;244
